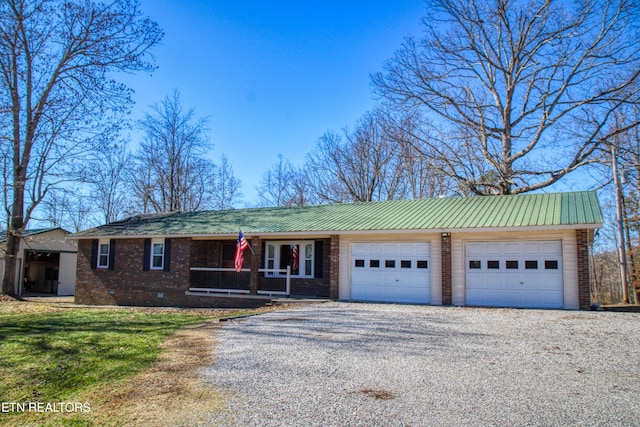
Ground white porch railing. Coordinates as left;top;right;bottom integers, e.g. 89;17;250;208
189;266;291;296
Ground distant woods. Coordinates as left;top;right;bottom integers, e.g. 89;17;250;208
259;0;640;204
52;90;243;228
256;109;454;207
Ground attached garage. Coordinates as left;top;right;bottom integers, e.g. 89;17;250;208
351;242;430;303
465;241;563;308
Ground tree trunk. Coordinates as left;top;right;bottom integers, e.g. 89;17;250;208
2;231;21;295
2;177;26;295
2;149;26;295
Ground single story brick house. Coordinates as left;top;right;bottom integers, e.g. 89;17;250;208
72;191;602;309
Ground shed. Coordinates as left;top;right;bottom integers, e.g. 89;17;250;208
0;228;78;296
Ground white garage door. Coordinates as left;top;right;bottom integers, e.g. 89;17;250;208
465;241;563;308
351;242;430;303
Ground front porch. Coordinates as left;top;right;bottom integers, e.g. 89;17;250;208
188;237;337;299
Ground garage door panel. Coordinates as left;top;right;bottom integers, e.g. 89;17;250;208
503;243;520;254
351;242;430;303
352;243;368;255
542;241;561;254
467;243;484;256
466;241;563;309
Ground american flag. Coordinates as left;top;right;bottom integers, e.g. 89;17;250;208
292;245;299;273
234;231;249;272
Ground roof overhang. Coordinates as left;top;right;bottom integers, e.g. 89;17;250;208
70;222;602;240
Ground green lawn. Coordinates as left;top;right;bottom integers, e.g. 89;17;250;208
0;302;247;426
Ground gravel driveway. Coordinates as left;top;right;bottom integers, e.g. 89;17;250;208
203;302;640;426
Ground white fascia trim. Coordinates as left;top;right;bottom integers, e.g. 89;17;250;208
70;223;602;240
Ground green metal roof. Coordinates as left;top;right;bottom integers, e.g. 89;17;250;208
73;191;603;238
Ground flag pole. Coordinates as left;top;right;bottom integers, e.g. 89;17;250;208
239;228;256;255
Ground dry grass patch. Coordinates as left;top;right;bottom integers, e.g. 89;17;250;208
0;301;279;426
85;321;223;426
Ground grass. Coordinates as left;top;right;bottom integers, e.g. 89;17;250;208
0;301;266;426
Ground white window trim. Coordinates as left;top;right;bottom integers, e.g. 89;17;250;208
265;240;314;278
150;238;165;271
97;239;110;269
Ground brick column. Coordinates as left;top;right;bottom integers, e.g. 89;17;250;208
250;236;262;295
329;235;340;300
441;233;452;305
576;229;591;310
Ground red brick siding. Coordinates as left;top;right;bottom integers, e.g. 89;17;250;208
329;235;339;299
191;240;223;267
250;236;261;294
75;238;266;308
76;236;335;307
576;229;592;310
441;233;452;305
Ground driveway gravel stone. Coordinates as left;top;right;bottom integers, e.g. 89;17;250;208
203;302;640;426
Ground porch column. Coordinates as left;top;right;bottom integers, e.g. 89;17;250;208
250;236;261;295
441;232;452;305
329;235;339;300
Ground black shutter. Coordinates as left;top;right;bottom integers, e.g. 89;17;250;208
314;240;324;278
108;239;116;270
163;238;171;272
260;241;266;277
143;239;151;271
90;239;98;270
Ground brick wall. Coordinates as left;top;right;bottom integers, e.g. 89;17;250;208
76;236;334;306
576;229;592;310
250;236;261;294
329;235;339;300
441;233;452;305
75;238;265;308
190;240;222;267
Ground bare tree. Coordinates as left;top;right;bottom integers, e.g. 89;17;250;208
40;189;92;232
86;143;131;224
211;154;242;210
131;90;216;213
257;154;312;207
306;110;399;203
373;0;640;195
0;0;162;294
612;105;640;301
384;110;455;198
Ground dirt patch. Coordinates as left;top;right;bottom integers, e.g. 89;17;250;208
0;293;21;302
346;388;396;400
86;321;223;426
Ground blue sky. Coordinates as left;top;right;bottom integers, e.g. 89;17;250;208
124;0;427;205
